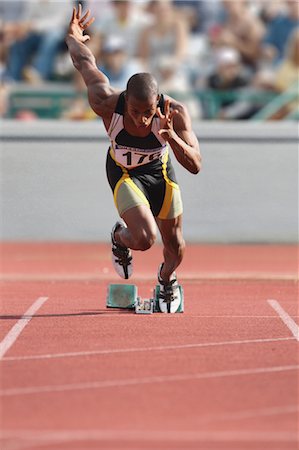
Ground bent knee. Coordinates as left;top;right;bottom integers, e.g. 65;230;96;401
136;228;157;251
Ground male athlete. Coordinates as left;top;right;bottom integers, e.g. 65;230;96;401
66;5;201;313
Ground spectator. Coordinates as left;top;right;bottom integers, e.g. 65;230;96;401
206;47;250;91
173;0;224;34
0;82;10;118
155;56;191;92
274;28;299;92
255;0;286;25
5;0;72;82
199;46;253;120
172;0;201;33
262;0;299;65
138;0;189;72
61;71;97;120
263;28;299;119
155;56;202;119
0;0;27;81
171;0;224;78
90;0;152;60
213;0;265;71
99;35;143;90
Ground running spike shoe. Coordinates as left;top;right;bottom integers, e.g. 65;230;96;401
157;263;181;313
111;221;133;279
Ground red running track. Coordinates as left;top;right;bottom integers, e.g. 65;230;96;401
0;242;298;450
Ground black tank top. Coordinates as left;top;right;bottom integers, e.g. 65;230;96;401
107;92;168;169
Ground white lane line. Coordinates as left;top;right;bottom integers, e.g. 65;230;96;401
267;300;299;341
2;336;295;362
1;272;296;281
0;297;48;360
0;429;297;445
1;364;298;396
189;315;299;318
199;404;298;424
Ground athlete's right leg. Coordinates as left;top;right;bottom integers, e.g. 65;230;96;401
114;204;157;251
106;150;157;277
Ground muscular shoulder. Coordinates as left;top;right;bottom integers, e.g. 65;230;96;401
166;95;192;130
88;89;120;121
166;95;187;114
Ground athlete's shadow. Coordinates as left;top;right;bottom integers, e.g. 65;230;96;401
0;309;134;320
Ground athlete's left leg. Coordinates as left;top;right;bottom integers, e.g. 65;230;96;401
156;214;185;283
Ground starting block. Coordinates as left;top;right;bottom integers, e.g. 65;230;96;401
106;283;184;314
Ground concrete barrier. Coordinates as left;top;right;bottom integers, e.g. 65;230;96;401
1;120;298;243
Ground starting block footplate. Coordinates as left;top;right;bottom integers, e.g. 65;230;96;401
106;284;137;309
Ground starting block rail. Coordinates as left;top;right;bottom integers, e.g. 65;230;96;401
106;283;184;314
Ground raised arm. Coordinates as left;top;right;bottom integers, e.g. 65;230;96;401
157;99;201;174
65;4;115;117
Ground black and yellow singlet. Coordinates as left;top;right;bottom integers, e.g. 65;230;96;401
105;92;183;220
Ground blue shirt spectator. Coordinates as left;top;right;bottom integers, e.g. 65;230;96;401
262;1;299;64
173;0;224;33
98;36;142;90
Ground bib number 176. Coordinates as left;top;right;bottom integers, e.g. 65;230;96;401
122;150;161;166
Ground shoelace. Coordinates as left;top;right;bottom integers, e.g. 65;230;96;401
158;277;178;303
112;244;132;267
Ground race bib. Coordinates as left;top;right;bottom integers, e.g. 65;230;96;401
113;144;167;168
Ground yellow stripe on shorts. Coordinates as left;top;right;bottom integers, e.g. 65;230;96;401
158;151;181;220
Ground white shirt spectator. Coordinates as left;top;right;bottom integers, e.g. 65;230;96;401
91;0;152;58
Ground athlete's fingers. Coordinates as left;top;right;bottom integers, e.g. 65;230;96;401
80;16;94;30
77;3;82;19
71;6;76;22
156;107;165;119
82;16;95;29
164;99;171;117
79;8;91;26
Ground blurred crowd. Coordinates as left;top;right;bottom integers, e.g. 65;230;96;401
0;0;298;120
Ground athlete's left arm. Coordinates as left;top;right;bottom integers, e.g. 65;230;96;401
158;99;201;174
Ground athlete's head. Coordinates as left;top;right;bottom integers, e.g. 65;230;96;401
125;73;160;128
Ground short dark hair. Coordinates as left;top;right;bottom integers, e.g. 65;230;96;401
126;73;159;101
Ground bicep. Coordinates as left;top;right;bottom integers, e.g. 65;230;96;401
87;81;114;116
173;106;199;149
80;68;115;116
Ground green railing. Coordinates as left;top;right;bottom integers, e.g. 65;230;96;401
6;85;296;120
7;89;77;119
249;83;298;120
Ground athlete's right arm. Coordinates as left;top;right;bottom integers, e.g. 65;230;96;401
65;5;115;117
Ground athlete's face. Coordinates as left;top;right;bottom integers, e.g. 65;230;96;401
126;95;159;129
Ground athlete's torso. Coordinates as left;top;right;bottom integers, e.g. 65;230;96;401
107;92;168;169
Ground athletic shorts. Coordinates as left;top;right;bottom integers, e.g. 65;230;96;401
106;148;183;220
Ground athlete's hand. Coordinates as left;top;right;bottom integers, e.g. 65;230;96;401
68;3;94;43
157;99;179;141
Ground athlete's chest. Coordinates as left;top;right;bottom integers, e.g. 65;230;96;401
108;114;167;169
109;113;163;147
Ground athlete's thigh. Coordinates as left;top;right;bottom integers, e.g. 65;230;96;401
122;204;157;237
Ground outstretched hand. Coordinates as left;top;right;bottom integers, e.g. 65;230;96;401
157;99;179;141
68;3;95;43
